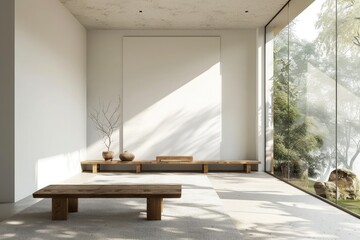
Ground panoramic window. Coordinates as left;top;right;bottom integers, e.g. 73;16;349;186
266;0;360;215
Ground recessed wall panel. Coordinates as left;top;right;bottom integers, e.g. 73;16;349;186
123;37;221;160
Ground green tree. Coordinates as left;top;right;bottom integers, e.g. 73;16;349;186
273;28;324;178
273;0;360;179
314;0;360;171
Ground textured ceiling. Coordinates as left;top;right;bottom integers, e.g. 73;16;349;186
59;0;288;29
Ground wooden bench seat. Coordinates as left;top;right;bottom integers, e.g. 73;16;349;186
33;184;181;221
81;160;261;174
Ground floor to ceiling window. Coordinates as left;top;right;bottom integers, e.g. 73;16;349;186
266;0;360;215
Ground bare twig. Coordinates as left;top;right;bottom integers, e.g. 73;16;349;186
89;97;121;151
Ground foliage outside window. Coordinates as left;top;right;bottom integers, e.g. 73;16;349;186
267;0;360;215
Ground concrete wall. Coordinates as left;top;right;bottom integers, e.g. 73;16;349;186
14;0;87;201
0;0;15;203
87;30;257;163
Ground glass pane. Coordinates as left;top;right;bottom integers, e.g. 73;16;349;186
287;0;337;198
266;0;360;216
337;0;360;214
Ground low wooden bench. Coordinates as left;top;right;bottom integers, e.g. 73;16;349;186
33;184;181;221
81;160;261;174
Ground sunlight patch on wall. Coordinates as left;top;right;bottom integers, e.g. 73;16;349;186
124;63;221;160
36;148;85;188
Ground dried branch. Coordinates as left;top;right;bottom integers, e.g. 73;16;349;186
89;97;121;151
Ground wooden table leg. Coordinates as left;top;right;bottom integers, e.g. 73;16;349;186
52;198;68;220
147;198;163;220
68;198;78;212
135;164;141;173
92;164;98;173
244;164;251;173
202;164;209;173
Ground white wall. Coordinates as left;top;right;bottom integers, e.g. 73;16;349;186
14;0;87;201
0;0;15;203
123;37;221;160
87;30;257;163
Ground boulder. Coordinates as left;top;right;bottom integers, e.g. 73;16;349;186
328;169;360;200
314;169;360;200
314;181;339;199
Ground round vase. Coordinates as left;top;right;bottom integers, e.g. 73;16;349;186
102;151;114;161
120;151;135;161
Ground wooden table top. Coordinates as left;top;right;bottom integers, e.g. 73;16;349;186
33;184;182;198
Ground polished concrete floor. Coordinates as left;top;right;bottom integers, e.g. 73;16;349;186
207;172;360;239
1;172;360;239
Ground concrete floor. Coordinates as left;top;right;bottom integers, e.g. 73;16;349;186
0;195;40;223
1;172;360;239
207;172;360;239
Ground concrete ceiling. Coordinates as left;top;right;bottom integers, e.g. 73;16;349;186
59;0;288;30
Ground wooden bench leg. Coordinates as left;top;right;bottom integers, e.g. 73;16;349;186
68;198;78;212
202;164;209;174
92;164;98;173
135;164;142;173
244;164;251;173
147;198;163;220
52;198;68;220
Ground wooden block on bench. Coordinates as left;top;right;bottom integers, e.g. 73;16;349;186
33;184;182;221
156;156;193;162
